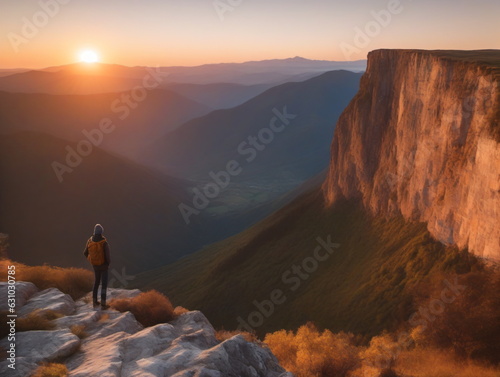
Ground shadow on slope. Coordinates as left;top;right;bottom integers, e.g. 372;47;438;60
134;189;478;338
0;132;205;273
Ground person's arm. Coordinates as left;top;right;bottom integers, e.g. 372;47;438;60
104;242;111;265
83;240;89;259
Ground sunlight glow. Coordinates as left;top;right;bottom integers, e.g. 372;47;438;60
79;50;99;63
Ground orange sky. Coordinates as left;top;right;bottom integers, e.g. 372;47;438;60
1;0;499;69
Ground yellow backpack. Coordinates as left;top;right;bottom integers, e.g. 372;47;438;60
87;238;106;266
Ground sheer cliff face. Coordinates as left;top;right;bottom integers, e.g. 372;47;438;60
324;50;500;260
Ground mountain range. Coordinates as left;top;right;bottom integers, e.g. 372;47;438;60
0;57;366;95
0;132;204;273
0;58;364;272
133;49;500;338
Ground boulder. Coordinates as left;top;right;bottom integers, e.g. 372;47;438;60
3;282;290;377
18;287;75;317
0;358;39;377
0;329;80;363
0;281;38;311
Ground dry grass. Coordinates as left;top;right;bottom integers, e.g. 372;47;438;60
264;323;500;377
17;310;63;332
70;324;88;339
0;260;93;300
30;362;68;377
109;290;175;327
173;306;189;317
395;348;500;377
98;313;110;323
215;329;259;343
416;270;500;364
265;322;361;377
43;310;64;321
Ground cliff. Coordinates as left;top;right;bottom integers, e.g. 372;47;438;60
323;49;500;260
0;282;289;377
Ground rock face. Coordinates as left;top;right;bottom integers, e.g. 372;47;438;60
323;49;500;260
0;283;289;377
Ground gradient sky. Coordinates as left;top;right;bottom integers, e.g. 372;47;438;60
0;0;499;68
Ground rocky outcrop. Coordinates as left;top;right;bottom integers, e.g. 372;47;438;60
323;49;500;260
0;281;38;311
0;282;290;377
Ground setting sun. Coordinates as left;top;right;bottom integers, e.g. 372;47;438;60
79;50;99;63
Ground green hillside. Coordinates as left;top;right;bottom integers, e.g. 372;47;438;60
134;189;477;338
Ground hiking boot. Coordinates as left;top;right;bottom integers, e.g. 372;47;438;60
93;301;100;308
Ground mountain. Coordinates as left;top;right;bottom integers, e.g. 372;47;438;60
156;57;366;85
0;68;29;77
134;189;475;337
142;70;362;196
0;89;211;158
0;132;206;273
164;82;273;109
133;50;499;337
0;63;148;94
138;70;361;230
0;58;366;95
324;49;500;261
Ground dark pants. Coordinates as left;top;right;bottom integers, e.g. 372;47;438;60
92;265;108;304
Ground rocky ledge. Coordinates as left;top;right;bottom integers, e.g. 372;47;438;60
0;282;291;377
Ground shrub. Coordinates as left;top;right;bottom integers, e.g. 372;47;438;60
417;270;500;364
31;362;68;377
379;368;399;377
0;260;93;300
215;329;259;343
70;324;88;339
173;306;189;317
110;290;175;327
17;310;61;332
361;333;400;371
394;347;500;377
264;322;361;377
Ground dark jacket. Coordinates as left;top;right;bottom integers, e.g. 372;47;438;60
83;234;111;270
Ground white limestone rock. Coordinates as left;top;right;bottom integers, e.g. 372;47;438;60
0;281;38;311
18;287;75;317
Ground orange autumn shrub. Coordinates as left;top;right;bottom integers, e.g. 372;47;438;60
265;322;361;377
110;290;175;327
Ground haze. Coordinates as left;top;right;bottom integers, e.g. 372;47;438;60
1;0;499;69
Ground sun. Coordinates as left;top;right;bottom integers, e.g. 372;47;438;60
79;50;100;63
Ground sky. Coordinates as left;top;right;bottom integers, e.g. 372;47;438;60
0;0;499;68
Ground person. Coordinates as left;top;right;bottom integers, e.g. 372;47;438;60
83;224;111;309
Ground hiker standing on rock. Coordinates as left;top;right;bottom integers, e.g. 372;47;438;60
83;224;111;309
